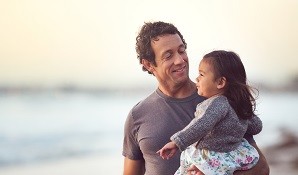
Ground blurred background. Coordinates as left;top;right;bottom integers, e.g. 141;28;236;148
0;0;297;174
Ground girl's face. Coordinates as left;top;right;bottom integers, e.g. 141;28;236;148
195;60;224;98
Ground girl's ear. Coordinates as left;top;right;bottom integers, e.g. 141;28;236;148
142;59;155;73
217;77;226;89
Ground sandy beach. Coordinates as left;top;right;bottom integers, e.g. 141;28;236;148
262;129;298;175
1;149;298;175
1;143;298;175
0;154;123;175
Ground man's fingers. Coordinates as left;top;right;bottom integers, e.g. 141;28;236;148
187;164;204;175
187;164;197;171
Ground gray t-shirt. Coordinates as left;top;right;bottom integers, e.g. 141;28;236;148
122;89;255;175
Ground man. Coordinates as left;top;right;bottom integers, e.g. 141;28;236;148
122;21;269;175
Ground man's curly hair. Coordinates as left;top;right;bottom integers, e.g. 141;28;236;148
135;21;187;74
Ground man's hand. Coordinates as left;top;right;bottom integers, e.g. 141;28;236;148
187;165;204;175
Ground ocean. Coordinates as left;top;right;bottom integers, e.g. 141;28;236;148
0;90;297;167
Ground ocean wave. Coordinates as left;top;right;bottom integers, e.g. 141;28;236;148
0;131;121;167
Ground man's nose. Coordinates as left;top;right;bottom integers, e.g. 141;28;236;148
174;54;185;64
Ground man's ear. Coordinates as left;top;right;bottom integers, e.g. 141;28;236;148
217;77;226;89
142;59;155;73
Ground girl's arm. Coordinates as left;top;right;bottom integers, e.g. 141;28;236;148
171;96;229;151
246;115;263;135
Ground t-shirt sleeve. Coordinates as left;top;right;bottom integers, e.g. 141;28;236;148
122;110;143;160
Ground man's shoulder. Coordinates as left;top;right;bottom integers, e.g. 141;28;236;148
130;91;159;114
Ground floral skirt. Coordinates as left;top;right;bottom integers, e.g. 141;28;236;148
175;139;259;175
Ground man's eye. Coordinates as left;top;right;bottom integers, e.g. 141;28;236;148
179;47;186;53
164;53;172;59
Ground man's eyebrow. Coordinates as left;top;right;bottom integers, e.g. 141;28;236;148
179;44;186;49
161;44;186;58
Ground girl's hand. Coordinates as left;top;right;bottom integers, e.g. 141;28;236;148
156;141;178;159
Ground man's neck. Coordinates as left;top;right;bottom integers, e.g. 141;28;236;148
158;80;197;98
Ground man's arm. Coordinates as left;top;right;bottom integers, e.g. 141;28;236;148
234;143;270;175
123;157;145;175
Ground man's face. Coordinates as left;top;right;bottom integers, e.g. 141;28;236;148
150;34;189;88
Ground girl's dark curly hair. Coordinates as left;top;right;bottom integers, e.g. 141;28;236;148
135;21;187;74
203;50;258;119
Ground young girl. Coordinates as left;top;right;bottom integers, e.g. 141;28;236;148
157;50;262;175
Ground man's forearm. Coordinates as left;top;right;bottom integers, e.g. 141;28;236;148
123;158;145;175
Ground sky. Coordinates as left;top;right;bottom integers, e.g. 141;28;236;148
0;0;297;88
